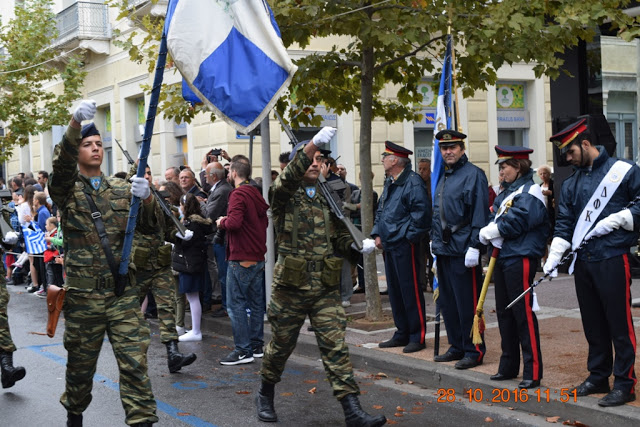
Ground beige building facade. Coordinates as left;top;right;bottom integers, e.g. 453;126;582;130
3;0;561;193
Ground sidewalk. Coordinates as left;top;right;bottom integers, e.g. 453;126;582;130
202;271;640;426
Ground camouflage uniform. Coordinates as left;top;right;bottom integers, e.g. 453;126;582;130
49;126;158;425
261;147;359;400
0;276;15;353
128;164;178;344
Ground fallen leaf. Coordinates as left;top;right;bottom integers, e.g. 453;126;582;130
177;412;191;416
394;378;403;384
401;392;408;396
411;407;424;412
374;372;388;379
308;387;317;394
574;422;587;427
372;405;383;410
387;421;399;425
304;379;318;384
410;411;424;415
280;392;293;397
396;406;405;412
485;417;493;422
546;416;560;423
415;402;424;406
508;407;514;410
394;413;404;417
361;382;374;386
408;380;415;384
235;391;251;395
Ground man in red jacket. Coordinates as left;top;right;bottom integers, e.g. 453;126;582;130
216;159;269;365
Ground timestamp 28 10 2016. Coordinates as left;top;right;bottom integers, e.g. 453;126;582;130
436;387;578;403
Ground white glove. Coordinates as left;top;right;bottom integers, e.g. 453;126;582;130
464;247;480;268
312;126;336;146
360;238;376;254
542;237;571;278
2;231;18;245
176;229;194;241
490;237;504;249
479;222;501;246
130;176;151;199
585;209;634;240
73;99;97;123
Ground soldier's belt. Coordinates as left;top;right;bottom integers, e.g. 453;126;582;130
66;275;115;290
306;260;324;272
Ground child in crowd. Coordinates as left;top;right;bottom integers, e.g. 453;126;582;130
41;215;64;297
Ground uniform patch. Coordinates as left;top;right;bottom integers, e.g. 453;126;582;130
90;176;102;190
305;186;316;198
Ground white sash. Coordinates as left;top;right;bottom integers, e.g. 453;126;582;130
495;183;546;220
569;160;632;273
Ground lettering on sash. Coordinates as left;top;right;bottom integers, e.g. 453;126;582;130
585;210;592;222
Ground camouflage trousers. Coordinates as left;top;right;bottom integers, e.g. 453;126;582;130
261;284;359;400
137;266;178;343
0;281;16;353
60;285;158;425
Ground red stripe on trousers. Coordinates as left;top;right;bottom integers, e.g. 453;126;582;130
522;258;540;380
622;254;637;391
471;266;484;360
410;244;426;344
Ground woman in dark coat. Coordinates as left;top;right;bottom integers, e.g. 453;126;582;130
172;193;213;342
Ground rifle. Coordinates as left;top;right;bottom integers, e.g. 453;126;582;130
113;138;188;236
273;111;366;251
507;194;640;309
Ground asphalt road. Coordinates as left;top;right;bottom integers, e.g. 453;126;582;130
0;283;562;426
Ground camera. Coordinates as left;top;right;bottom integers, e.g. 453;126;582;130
207;148;222;163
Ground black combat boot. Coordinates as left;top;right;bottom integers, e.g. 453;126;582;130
130;423;153;426
67;412;82;427
0;350;26;389
340;394;387;427
256;381;277;422
166;340;197;373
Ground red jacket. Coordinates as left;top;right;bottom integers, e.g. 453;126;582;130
219;183;269;261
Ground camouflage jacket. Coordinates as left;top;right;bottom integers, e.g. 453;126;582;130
270;146;355;262
49;126;157;290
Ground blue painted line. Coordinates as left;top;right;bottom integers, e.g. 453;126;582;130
26;343;218;427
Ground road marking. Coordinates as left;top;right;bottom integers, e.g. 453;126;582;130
26;343;218;427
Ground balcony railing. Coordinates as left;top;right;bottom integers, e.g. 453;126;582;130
55;2;111;47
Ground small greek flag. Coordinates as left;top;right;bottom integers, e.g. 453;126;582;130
22;222;47;255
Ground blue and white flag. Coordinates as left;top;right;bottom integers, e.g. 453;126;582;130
165;0;297;134
431;34;453;301
22;222;47;255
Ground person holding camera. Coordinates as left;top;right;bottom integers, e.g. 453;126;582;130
431;130;488;369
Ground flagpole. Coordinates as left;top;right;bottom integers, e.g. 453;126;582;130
449;27;461;133
119;13;169;277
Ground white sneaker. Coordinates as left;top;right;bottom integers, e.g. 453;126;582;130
176;326;186;335
341;300;351;308
179;330;202;342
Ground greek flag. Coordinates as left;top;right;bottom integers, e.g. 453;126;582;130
22;222;47;255
165;0;297;134
431;34;453;301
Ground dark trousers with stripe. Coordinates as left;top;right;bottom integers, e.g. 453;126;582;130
437;255;485;360
494;257;543;381
383;240;426;344
574;255;637;394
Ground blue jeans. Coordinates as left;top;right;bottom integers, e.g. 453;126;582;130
214;243;228;309
226;260;265;355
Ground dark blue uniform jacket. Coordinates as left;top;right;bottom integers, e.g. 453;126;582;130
431;154;488;257
555;147;640;262
490;171;549;260
371;163;430;248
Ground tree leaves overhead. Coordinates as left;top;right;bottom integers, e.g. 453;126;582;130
0;0;85;160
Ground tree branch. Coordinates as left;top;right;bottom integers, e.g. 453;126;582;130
373;34;446;72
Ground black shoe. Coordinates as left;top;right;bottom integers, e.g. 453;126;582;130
0;351;26;389
130;423;153;427
434;351;464;362
210;308;228;318
598;389;635;407
403;342;425;353
455;357;482;370
166;340;197;373
518;379;540;389
252;346;264;358
379;338;409;348
220;350;254;366
256;382;277;422
5;280;13;286
340;393;387;427
574;380;610;397
490;373;517;381
67;412;83;427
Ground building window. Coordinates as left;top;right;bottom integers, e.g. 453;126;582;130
606;91;636;161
